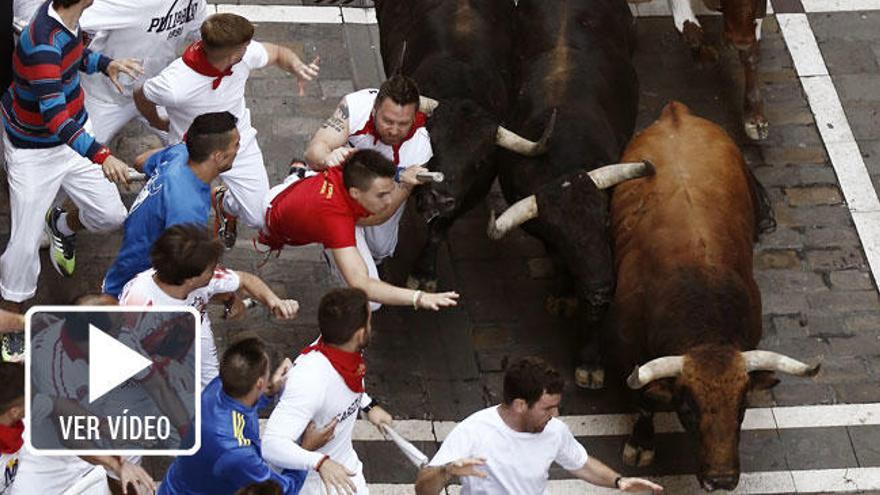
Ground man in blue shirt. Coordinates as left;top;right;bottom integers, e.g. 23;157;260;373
102;111;240;297
160;337;326;495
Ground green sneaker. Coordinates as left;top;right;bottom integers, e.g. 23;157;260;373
1;332;24;362
45;207;76;277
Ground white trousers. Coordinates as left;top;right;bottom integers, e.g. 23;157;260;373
83;96;169;145
220;137;270;230
0;130;127;302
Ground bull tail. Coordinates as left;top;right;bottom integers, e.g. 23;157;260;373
745;165;777;239
660;101;692;126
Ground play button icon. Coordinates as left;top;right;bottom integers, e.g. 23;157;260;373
25;306;201;455
88;324;153;403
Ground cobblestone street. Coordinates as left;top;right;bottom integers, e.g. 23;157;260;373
6;0;880;492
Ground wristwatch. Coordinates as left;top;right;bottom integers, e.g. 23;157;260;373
362;399;378;414
614;476;623;489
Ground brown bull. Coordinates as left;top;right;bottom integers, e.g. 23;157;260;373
607;102;818;491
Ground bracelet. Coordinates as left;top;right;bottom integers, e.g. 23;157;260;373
614;476;623;489
315;454;330;472
412;290;422;310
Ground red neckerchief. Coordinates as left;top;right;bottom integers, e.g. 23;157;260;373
301;338;365;393
0;421;24;454
182;41;233;90
352;111;428;165
61;326;88;361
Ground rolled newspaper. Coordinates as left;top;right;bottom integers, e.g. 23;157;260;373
416;171;444;183
128;170;147;182
382;424;429;468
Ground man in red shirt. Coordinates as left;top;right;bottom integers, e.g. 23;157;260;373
259;149;458;311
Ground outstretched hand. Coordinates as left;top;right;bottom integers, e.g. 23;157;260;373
445;457;488;479
294;56;320;96
619;477;664;493
418;291;460;311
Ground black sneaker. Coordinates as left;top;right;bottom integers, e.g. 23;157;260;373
45;207;76;277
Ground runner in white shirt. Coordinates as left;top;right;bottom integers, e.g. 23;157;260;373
262;288;394;495
14;310;155;495
304;75;433;264
80;0;207;143
134;13;320;247
0;363;24;495
415;357;664;495
118;223;300;387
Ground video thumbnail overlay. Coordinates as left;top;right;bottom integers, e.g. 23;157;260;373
24;307;201;456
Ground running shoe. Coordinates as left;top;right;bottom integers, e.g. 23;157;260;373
45;207;76;277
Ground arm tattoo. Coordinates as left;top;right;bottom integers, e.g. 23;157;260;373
320;100;349;133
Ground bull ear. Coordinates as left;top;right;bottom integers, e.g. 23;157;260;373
749;370;780;391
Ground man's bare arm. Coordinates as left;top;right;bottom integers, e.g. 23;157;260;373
133;148;162;172
304;98;353;169
415;458;487;495
569;457;663;493
415;466;452;495
133;88;169;132
331;247;458;310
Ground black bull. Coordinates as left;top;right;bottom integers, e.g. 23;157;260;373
374;0;540;291
490;0;641;388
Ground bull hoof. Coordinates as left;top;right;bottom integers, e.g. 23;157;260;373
623;442;655;467
744;118;769;140
575;366;605;390
545;296;578;318
406;275;438;293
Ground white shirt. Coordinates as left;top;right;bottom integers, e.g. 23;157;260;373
12;0;43;21
345;88;433;167
118;267;241;386
428;406;589;495
80;0;207;104
262;350;372;485
141;40;269;146
13;321;110;495
11;449;108;495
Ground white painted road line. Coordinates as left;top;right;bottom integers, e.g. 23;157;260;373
777;13;880;282
258;403;880;442
803;0;880;12
211;4;343;23
367;467;880;494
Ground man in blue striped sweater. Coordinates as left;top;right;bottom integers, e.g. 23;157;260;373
0;0;141;310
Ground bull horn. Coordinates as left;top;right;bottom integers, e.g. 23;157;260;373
487;195;538;240
587;160;655;190
626;356;685;389
419;96;439;115
742;350;821;377
495;109;558;157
